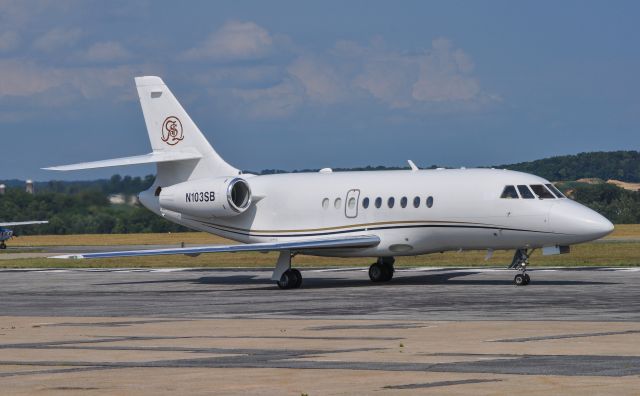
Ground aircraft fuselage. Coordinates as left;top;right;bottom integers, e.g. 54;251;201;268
139;168;613;258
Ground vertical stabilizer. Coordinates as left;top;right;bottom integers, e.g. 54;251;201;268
135;76;238;186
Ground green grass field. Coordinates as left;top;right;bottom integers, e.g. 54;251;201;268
1;225;639;268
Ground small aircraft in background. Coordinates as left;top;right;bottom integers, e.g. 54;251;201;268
46;76;614;289
0;221;48;249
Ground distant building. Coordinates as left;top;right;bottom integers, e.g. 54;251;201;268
108;194;126;205
26;180;34;194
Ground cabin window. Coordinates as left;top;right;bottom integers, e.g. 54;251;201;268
388;197;395;208
546;183;565;198
375;197;382;208
426;196;434;208
322;198;329;209
362;197;370;209
530;184;555;199
500;185;519;199
348;197;356;209
413;196;420;208
400;196;407;208
517;185;535;199
334;197;342;209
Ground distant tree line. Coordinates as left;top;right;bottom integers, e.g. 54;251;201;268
498;151;640;182
0;188;185;235
1;150;639;234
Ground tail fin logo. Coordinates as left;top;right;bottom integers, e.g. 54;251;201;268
161;116;184;145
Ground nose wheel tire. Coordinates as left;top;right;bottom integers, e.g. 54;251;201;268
514;273;531;286
277;269;302;289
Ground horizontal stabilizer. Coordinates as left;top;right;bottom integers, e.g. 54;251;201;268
0;221;48;227
50;235;380;259
43;149;202;171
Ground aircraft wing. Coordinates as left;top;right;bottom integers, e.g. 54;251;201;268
43;149;202;171
50;235;380;259
0;221;48;227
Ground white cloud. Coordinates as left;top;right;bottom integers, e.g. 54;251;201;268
355;55;418;108
32;27;83;52
84;41;130;62
287;56;345;104
192;32;497;119
0;60;57;97
411;38;480;102
350;38;485;107
184;21;273;61
0;59;138;100
231;78;303;118
0;30;19;52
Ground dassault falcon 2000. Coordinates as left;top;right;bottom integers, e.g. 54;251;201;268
46;76;614;289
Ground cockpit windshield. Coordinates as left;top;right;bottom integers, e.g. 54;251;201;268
500;185;519;199
545;183;565;198
501;183;565;199
517;185;535;199
529;184;556;199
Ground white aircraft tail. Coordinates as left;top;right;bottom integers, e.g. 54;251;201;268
45;76;239;186
135;76;239;185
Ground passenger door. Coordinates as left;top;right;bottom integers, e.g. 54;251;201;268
345;189;360;218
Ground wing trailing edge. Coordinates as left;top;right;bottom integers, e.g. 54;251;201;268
50;235;381;259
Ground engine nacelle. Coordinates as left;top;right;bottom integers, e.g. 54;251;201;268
158;177;252;218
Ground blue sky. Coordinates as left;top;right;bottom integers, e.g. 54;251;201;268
1;0;638;180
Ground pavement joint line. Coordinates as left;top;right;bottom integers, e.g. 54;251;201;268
490;329;640;343
384;379;504;389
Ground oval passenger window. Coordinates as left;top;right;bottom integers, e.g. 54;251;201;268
362;197;370;209
426;196;434;208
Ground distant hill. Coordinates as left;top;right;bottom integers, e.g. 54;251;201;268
498;151;640;183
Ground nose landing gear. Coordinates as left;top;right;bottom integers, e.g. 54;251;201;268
510;249;531;286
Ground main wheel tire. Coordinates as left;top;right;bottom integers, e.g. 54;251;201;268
0;243;6;250
382;265;394;282
277;269;302;289
514;274;525;286
277;271;293;289
369;264;384;282
290;268;302;289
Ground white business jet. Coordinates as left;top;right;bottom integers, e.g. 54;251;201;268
46;76;614;288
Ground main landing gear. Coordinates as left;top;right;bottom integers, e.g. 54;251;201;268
272;250;303;289
0;241;6;250
509;248;531;286
277;268;302;289
369;257;395;283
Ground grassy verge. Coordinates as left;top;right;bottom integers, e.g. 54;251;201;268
1;225;638;268
1;241;638;269
8;232;231;247
8;224;640;247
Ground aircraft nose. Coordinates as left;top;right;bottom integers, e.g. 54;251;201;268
549;200;614;241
